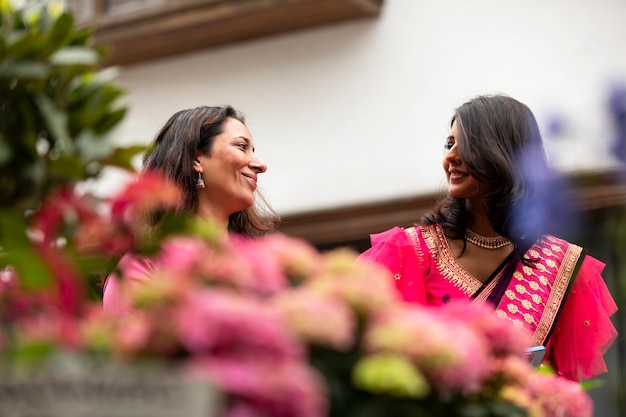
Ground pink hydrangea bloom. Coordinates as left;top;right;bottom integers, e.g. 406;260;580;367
528;373;593;417
435;301;531;359
113;308;181;356
187;356;327;417
364;305;492;395
12;307;81;349
309;249;399;315
155;238;253;291
173;289;303;361
271;288;356;351
229;234;288;294
256;233;322;282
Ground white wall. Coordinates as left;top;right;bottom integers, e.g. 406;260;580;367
99;0;626;216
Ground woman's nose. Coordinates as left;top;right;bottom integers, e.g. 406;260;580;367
445;144;461;164
250;156;267;173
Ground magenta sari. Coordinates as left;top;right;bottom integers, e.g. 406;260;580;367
359;224;618;381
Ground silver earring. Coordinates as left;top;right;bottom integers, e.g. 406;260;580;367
196;172;205;189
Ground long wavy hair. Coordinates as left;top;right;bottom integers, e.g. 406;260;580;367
142;105;279;236
421;94;554;256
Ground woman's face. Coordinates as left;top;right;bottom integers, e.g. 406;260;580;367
443;120;483;199
194;117;267;221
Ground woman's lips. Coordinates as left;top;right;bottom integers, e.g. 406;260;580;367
243;173;257;187
448;170;467;181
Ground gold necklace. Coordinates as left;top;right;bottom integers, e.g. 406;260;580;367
465;229;511;250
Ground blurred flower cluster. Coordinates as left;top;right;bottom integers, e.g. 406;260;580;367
0;173;594;417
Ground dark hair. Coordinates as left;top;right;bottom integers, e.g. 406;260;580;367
142;105;279;236
421;94;555;255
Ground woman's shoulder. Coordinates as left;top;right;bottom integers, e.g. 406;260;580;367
368;224;438;246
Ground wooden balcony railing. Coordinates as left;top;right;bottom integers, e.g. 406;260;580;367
64;0;384;66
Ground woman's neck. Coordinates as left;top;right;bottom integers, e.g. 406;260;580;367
466;199;499;237
196;205;229;233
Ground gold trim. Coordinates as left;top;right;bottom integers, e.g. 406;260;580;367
405;227;426;269
421;225;482;295
531;241;582;345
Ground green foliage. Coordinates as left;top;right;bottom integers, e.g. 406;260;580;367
0;0;137;211
0;0;146;299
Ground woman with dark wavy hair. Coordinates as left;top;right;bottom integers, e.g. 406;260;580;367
359;94;617;381
142;105;278;236
103;105;279;313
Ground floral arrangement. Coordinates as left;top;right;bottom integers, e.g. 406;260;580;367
0;173;594;417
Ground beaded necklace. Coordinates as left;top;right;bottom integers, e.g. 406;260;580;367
465;229;512;250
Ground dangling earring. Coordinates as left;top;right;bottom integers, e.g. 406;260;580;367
196;172;205;189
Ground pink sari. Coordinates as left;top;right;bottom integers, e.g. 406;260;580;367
359;224;618;381
102;252;156;316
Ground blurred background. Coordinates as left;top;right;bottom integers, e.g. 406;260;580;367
62;0;626;415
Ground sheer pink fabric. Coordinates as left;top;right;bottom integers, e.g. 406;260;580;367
546;255;618;380
358;226;618;381
102;253;156;317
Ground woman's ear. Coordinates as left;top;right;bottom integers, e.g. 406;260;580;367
193;159;203;173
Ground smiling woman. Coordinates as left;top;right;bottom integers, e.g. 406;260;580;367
142;105;278;235
358;94;618;382
193;117;267;225
103;105;279;314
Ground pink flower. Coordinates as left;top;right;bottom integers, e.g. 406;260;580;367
74;213;134;257
229;235;288;294
78;305;117;352
173;289;303;361
155;238;255;292
271;288;356;351
110;170;182;228
113;308;181;356
364;305;492;395
435;301;531;359
491;355;535;387
12;307;81;349
187;356;327;417
309;248;399;315
34;243;85;318
528;373;593;417
256;233;322;283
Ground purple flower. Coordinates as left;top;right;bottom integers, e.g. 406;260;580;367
608;85;626;163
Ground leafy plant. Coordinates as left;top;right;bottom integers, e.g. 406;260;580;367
0;0;142;293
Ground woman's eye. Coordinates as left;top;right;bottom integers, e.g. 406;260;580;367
444;141;454;150
237;143;248;150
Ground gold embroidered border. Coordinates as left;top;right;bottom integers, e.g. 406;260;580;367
404;227;425;270
531;241;582;345
420;225;481;295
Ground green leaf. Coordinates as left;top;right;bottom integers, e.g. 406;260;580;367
92;107;126;134
100;144;145;171
50;46;98;67
0;59;50;78
8;340;56;364
0;133;11;164
49;153;87;179
68;67;120;103
44;11;73;53
0;210;53;290
34;93;72;153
